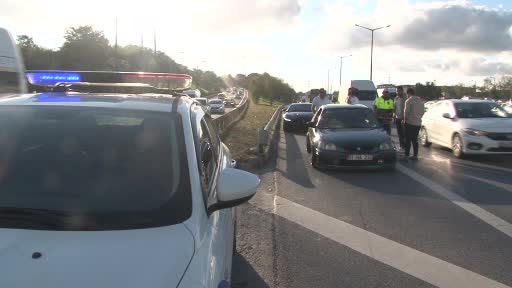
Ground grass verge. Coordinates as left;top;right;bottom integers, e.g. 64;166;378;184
222;98;282;162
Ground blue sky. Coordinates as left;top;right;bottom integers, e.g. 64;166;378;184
1;0;511;92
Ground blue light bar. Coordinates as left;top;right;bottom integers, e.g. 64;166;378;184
36;94;82;102
26;72;82;86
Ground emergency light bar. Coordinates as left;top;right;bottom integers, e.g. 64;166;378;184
26;70;193;90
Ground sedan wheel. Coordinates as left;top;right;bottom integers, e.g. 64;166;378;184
306;137;311;153
420;127;431;147
452;134;464;158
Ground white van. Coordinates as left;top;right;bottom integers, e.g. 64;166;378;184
0;27;27;96
339;80;378;109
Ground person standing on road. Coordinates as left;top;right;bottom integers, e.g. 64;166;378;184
394;86;406;151
403;88;425;160
374;88;394;135
311;88;330;113
347;88;360;105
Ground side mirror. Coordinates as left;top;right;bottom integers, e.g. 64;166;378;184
306;121;316;128
442;113;453;119
208;168;260;214
200;142;212;164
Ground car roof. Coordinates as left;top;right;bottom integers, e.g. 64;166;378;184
323;104;369;109
0;92;197;113
443;99;494;104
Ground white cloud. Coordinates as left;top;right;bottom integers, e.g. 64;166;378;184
314;0;512;88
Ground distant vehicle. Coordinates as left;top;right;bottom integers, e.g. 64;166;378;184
224;98;236;108
209;99;225;114
282;103;313;132
182;89;201;98
0;70;260;288
0;27;27;96
217;93;226;100
195;97;211;115
306;104;396;170
421;99;512;158
338;80;378;109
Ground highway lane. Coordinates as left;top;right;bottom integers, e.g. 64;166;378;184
233;124;512;288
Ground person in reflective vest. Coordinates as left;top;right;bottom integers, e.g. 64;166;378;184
373;88;394;135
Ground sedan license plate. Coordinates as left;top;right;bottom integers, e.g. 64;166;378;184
499;142;512;148
347;154;373;161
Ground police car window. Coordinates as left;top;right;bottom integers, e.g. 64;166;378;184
204;117;220;158
196;118;218;196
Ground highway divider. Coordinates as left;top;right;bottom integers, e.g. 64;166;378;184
257;105;283;164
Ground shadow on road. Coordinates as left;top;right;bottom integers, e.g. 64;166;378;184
231;252;271;288
277;132;315;188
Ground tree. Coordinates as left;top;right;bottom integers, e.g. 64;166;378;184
58;26;112;70
16;35;56;70
415;82;442;101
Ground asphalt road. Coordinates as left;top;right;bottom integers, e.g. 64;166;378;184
212;107;236;119
232;124;512;288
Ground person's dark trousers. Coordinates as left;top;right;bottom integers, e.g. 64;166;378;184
404;123;421;157
378;119;391;135
395;118;405;149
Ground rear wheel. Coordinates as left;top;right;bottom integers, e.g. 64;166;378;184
283;122;289;132
306;136;311;153
452;134;465;159
311;150;319;169
420;127;431;147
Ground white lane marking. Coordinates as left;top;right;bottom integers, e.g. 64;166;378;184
250;191;511;288
460;173;512;193
397;164;512;239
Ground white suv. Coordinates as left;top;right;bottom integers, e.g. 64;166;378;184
420;99;512;158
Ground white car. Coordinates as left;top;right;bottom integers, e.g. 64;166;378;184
420;99;512;158
209;99;225;114
0;71;260;288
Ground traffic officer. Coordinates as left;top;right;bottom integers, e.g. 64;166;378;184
374;88;394;135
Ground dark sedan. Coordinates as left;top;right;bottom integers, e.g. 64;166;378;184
306;105;396;170
282;103;314;132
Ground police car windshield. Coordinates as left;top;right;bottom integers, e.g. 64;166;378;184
0;106;191;230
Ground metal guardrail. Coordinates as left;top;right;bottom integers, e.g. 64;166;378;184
258;105;283;154
211;91;249;134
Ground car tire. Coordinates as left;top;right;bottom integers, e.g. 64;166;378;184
420;127;431;147
311;150;320;169
452;134;465;159
306;136;311;153
283;122;289;132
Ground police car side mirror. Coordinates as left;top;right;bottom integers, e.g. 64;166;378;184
207;168;260;215
442;113;454;119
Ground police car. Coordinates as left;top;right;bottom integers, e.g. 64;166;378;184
0;71;260;288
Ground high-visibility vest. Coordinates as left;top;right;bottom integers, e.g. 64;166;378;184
374;97;394;110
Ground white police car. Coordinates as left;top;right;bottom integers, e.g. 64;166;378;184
0;71;260;288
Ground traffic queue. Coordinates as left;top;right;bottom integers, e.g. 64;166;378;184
283;81;512;170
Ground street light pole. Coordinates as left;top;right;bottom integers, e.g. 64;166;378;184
339;54;352;85
355;24;391;81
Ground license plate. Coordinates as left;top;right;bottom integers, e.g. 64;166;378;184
499;142;512;148
347;154;373;161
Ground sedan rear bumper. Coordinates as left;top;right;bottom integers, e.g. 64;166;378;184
315;149;396;170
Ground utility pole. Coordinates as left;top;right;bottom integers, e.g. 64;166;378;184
114;17;118;69
327;69;330;93
339;54;352;85
355;24;391;81
153;27;157;54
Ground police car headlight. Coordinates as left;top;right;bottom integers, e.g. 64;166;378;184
379;141;394;151
463;128;488;137
318;141;337;151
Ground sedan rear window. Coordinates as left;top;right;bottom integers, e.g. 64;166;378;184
288;103;312;112
0;106;191;230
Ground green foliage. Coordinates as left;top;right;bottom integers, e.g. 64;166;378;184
415;82;442;101
232;72;295;104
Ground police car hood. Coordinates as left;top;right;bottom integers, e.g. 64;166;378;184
0;224;194;288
